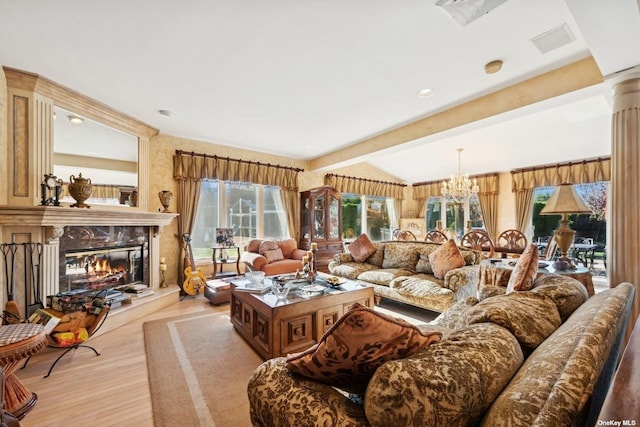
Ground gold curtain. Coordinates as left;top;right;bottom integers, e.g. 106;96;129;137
412;181;442;217
476;174;500;240
510;157;611;236
324;174;405;200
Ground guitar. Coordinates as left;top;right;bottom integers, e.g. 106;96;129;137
182;234;207;296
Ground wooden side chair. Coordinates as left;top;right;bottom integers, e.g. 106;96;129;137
424;230;448;244
461;229;495;258
494;229;528;257
396;230;417;241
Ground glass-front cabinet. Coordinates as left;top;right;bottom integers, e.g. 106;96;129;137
300;186;343;272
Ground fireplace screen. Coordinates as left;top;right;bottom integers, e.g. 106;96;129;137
59;226;149;293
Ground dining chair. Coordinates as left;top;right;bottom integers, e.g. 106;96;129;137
460;229;495;258
396;230;417;241
424;230;448;244
494;229;528;256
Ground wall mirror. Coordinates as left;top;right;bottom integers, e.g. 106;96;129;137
53;105;139;205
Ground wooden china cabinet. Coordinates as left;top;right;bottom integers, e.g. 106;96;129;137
300;186;343;272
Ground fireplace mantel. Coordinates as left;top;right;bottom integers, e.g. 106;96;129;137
0;206;178;228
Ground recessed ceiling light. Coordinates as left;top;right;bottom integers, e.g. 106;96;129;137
484;60;503;74
158;109;172;118
67;115;84;124
417;88;434;99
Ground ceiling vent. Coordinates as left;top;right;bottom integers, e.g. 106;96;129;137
436;0;510;26
530;24;575;54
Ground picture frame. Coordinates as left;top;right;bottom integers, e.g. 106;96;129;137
215;228;234;246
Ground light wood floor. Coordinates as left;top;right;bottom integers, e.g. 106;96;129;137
18;295;224;427
16;294;435;427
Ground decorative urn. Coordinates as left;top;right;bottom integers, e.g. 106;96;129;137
68;173;93;208
158;190;173;213
128;189;138;207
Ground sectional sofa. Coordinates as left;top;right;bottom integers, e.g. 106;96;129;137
247;276;635;426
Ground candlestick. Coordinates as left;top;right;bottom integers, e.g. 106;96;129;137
160;257;166;263
302;256;309;263
160;264;167;271
310;242;318;251
436;220;443;231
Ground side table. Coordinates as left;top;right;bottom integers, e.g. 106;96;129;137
0;323;47;419
479;259;595;296
212;246;240;279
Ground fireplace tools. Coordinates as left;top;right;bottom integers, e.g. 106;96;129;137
1;242;44;323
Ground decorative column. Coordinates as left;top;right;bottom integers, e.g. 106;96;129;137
610;74;640;341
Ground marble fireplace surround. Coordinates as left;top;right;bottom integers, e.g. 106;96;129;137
0;206;177;302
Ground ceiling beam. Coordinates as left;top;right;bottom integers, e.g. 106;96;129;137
309;56;604;173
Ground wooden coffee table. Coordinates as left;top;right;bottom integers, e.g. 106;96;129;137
230;276;374;359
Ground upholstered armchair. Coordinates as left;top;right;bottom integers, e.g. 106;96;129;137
240;238;306;276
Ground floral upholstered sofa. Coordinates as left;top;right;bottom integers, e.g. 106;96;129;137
328;237;481;313
248;275;636;427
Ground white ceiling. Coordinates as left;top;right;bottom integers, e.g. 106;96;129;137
2;0;640;184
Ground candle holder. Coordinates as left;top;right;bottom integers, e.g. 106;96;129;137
159;259;168;288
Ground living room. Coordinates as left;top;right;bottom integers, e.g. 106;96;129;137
1;0;640;425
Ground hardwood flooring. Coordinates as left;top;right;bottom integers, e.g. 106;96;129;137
14;293;436;427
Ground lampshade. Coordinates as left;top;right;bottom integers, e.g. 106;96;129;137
540;183;592;215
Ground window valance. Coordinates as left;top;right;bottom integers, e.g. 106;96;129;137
173;150;302;191
511;157;611;191
324;173;406;200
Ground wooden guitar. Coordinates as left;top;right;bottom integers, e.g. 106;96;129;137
182;234;206;296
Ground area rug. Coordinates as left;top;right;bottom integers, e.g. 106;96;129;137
143;311;263;427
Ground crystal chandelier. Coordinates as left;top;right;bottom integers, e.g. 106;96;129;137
441;148;479;202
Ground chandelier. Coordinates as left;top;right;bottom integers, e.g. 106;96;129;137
441;148;479;202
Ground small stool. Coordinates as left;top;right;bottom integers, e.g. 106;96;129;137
204;280;231;305
0;323;47;419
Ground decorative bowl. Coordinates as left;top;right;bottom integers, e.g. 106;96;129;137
245;271;265;286
271;282;290;300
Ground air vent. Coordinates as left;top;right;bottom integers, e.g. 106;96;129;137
436;0;510;26
530;24;575;54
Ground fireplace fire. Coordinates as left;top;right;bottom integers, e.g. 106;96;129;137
60;226;149;293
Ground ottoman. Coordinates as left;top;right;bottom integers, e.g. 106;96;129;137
204;280;231;305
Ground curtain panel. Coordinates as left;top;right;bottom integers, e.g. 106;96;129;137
324;174;405;200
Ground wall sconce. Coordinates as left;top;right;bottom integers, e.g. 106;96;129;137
67;115;84;125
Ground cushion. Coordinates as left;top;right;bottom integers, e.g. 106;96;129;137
348;233;377;263
414;245;437;274
531;273;589;320
506;243;539;293
382;242;419;271
278;239;297;259
458;291;562;351
428;239;465;279
285;302;441;394
365;323;524;427
258;240;279;255
263;248;284;263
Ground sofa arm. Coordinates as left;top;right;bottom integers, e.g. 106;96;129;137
248;358;369;427
290;248;307;260
240;251;268;271
444;264;480;301
332;253;355;264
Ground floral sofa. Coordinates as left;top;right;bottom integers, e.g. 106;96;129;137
328;239;481;313
247;275;635;427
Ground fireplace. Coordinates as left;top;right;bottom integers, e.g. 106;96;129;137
59;226;150;293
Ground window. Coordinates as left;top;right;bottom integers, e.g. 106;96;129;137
342;193;395;242
425;194;484;238
191;180;289;258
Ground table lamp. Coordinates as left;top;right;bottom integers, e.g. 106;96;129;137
540;183;592;269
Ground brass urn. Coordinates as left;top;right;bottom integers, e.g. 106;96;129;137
68;173;93;208
158;190;173;213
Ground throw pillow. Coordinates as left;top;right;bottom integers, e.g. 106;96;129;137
285;303;441;394
258;240;279;255
263;248;284;263
348;233;377;263
428;239;465;279
506;243;539;293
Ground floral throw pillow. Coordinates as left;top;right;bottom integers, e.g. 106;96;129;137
428;239;465;279
285;303;441;394
506;243;539;293
348;233;377;263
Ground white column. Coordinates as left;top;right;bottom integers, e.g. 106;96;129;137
610;75;640;341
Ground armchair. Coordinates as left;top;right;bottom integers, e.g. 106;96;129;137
240;239;306;276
